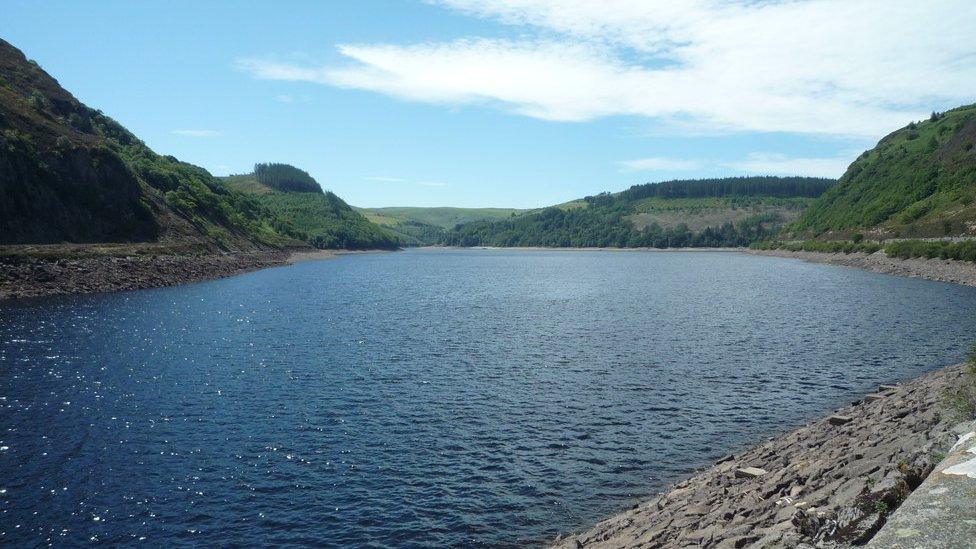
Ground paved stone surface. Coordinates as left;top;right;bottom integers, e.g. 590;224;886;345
552;364;969;548
867;422;976;548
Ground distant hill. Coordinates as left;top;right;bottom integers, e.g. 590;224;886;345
443;177;834;248
0;38;305;250
357;206;525;245
790;105;976;239
224;167;400;249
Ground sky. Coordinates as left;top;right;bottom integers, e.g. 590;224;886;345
2;1;975;208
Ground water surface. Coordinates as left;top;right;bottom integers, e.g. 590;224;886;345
2;249;976;546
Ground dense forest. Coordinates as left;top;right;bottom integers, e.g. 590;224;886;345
610;176;834;203
443;177;833;248
790;104;976;238
254;163;322;193
223;166;400;250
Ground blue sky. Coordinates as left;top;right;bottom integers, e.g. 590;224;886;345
3;1;974;208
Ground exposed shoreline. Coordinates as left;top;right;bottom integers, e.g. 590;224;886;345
745;248;976;288
6;243;974;303
449;246;743;252
554;363;972;548
0;246;345;302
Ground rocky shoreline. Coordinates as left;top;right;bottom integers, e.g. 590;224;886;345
554;363;971;548
745;249;976;288
0;248;332;301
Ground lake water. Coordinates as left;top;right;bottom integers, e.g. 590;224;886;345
2;249;976;547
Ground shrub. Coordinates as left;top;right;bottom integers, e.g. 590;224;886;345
885;240;976;262
943;343;976;421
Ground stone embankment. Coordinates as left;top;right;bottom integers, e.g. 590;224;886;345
867;421;976;548
746;249;976;288
553;364;971;548
0;248;307;300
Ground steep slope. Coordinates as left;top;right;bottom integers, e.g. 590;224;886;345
223;167;400;249
0;38;304;250
444;177;834;248
791;105;976;239
357;206;525;246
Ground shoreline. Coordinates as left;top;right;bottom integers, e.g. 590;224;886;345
554;363;972;548
745;248;976;288
0;246;352;302
425;246;742;252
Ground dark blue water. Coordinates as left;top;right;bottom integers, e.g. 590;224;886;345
2;249;976;547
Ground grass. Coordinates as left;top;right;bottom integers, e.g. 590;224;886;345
944;343;976;421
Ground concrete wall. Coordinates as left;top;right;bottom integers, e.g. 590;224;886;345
868;421;976;548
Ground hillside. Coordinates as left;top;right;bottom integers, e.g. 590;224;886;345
790;104;976;239
357;206;524;246
0;38;304;250
443;177;834;248
223;167;400;249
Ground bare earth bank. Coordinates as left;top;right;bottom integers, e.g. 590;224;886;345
745;249;976;288
554;364;971;549
0;247;340;301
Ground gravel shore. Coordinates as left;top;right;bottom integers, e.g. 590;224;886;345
554;364;971;548
0;248;320;301
745;249;976;288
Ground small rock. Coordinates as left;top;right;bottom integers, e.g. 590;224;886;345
735;467;768;479
864;393;887;402
828;415;853;426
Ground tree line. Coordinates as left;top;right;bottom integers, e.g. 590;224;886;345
254;163;322;193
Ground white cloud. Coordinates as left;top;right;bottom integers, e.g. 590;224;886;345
275;94;294;103
417;181;449;187
172;129;221;137
619;157;703;172
724;152;853;178
238;0;976;137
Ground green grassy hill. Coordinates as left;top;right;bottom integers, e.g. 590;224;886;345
443;177;833;248
357;206;525;245
789;104;976;239
0;38;305;251
224;168;400;249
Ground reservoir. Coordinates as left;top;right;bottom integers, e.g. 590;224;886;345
2;249;975;546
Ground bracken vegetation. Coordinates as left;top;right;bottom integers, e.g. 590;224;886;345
752;238;976;263
750;240;884;254
0;38;304;250
223;166;400;250
790;105;976;239
884;240;976;262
